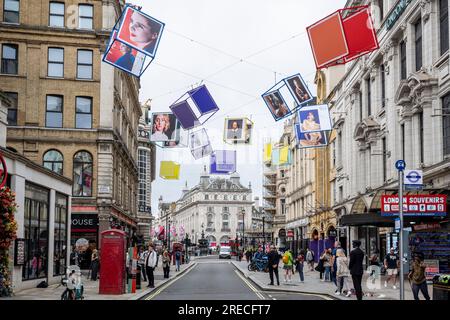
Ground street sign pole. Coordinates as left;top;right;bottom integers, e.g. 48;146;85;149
398;169;405;301
395;159;406;301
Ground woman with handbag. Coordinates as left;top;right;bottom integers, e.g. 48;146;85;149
315;249;326;280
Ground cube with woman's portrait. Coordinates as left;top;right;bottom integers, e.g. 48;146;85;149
102;5;165;77
150;112;179;142
223;118;254;144
170;85;219;130
261;73;313;122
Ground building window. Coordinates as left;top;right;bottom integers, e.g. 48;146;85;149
339;186;343;202
205;194;209;200
224;195;228;200
47;47;64;77
443;93;450;156
22;183;49;281
4;92;17;125
78;4;93;29
1;44;18;74
49;2;64;27
440;0;449;55
366;78;371;116
207;214;214;229
243;195;246;200
75;97;92;129
400;40;407;80
46;95;63;128
359;90;363;121
222;214;229;230
77;50;93;79
207;207;214;213
138;149;148;208
280;198;286;215
214;194;218;200
401;124;405;159
382;137;387;182
43;150;63;175
73;151;93;197
419;112;424;164
380;64;386;108
280;170;285;178
3;0;19;23
233;195;237;200
223;206;229;212
338;131;342;165
415;19;422;71
53;193;68;276
378;0;384;22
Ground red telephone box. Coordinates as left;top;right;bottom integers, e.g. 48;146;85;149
99;229;127;295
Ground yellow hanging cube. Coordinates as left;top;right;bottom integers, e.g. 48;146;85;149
263;143;272;163
160;161;180;180
279;146;290;165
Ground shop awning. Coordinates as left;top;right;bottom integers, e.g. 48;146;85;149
340;213;395;227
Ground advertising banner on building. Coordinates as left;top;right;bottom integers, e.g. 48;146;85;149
381;195;447;216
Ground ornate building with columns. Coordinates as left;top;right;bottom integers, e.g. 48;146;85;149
328;0;450;267
171;168;254;248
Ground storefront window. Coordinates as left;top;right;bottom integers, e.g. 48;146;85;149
22;183;49;281
53;193;68;276
72;151;93;197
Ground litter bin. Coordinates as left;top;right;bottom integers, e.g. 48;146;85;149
432;274;450;300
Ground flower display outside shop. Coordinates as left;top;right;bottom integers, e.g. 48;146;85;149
0;187;18;297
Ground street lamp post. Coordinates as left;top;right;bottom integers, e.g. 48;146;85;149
241;209;245;248
262;216;265;252
185;233;189;263
168;219;172;251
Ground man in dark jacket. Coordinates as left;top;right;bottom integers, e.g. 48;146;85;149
349;240;365;300
267;246;280;286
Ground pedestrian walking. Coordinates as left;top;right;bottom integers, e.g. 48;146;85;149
349;240;365;300
331;241;345;290
321;249;332;282
138;246;148;282
335;249;351;297
368;253;379;283
175;250;181;271
145;244;157;288
408;253;430;300
90;248;99;281
306;248;314;271
282;249;294;282
245;249;252;264
315;249;326;279
295;250;305;282
267;245;280;286
162;249;171;279
384;248;400;289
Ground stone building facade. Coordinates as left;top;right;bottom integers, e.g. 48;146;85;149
0;0;141;249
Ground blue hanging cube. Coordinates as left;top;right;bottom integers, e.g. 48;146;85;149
210;150;236;175
261;73;314;121
170;85;219;130
102;5;165;77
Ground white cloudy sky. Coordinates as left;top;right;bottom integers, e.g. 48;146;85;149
131;0;346;214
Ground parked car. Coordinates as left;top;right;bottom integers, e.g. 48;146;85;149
219;246;231;259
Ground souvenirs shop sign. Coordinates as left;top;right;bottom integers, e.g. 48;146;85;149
381;195;447;216
386;0;413;30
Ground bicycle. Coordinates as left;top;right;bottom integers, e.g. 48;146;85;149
248;256;269;272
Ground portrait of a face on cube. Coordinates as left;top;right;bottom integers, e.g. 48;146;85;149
159;161;180;180
190;128;213;160
262;73;313;121
102;5;165;77
170;85;219;130
152;118;189;149
223;118;254;144
294;123;329;149
298;104;332;133
150;112;180;142
307;5;379;69
210;150;237;175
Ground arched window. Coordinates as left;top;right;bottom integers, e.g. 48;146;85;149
43;149;63;175
222;214;229;230
73;151;93;197
207;214;214;229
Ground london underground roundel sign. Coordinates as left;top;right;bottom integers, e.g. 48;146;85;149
0;152;8;189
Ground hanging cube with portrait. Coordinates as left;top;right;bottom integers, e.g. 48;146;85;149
223;117;254;144
294;123;329;149
159;161;180;180
210;150;237;175
278;146;292;166
307;5;379;69
262;73;313;122
298;104;332;133
189;128;214;160
150;112;188;148
102;5;165;77
170;85;220;130
263;143;272;163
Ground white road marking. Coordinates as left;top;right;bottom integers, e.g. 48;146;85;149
234;270;265;300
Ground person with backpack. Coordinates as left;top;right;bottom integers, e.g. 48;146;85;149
145;244;157;288
295;250;305;282
282;249;294;282
306;248;314;271
175;250;182;271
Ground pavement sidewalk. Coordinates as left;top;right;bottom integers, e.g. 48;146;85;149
3;259;197;300
232;260;433;300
